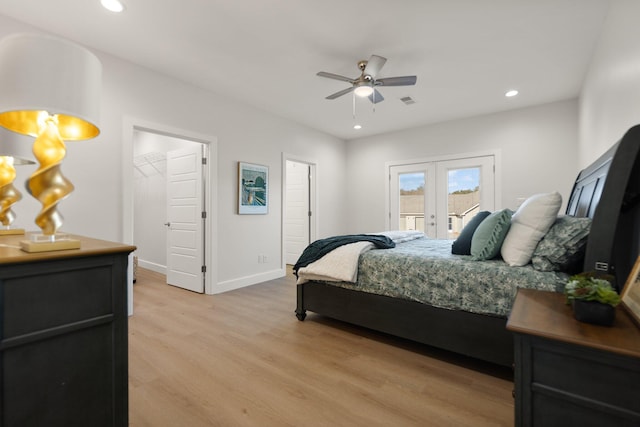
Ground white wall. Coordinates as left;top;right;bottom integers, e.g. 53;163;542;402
580;0;640;166
345;100;579;233
0;14;348;291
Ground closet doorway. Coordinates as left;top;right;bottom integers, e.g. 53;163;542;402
129;124;215;295
283;155;317;265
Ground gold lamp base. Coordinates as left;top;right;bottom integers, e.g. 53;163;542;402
20;233;80;253
0;228;25;235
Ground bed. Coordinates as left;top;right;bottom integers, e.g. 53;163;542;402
295;125;640;367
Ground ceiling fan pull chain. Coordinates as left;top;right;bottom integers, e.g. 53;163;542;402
352;92;356;119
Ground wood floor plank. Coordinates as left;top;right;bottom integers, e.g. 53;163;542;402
129;268;514;426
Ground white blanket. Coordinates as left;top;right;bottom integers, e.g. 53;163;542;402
295;230;424;284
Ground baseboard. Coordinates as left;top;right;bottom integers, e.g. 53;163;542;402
136;260;285;295
138;259;166;275
214;268;286;294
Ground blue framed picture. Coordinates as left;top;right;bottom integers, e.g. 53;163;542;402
238;161;268;214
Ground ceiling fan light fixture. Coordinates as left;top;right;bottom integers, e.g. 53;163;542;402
317;55;416;105
354;83;374;97
101;0;125;13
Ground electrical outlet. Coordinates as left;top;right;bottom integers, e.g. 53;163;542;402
263;255;268;263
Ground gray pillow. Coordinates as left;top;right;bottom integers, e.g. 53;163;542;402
531;216;592;272
470;209;513;260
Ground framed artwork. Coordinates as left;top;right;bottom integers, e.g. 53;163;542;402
621;254;640;326
238;162;268;214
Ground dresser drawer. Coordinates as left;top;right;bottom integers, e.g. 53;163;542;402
531;337;640;413
532;392;639;427
1;262;113;339
3;324;115;426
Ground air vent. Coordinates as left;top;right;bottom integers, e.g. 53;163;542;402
400;96;416;105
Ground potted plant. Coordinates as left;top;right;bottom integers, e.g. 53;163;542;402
564;272;620;326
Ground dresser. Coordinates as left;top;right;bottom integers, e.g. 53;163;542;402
507;289;640;427
0;234;135;427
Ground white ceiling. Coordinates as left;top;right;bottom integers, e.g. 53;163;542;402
0;0;611;140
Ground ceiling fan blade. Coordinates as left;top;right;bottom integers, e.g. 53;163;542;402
364;55;387;78
376;76;417;86
317;71;355;83
368;89;385;104
326;86;355;100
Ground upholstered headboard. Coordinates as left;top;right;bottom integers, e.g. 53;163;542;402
566;125;640;291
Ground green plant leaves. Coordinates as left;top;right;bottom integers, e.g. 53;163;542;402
564;274;621;307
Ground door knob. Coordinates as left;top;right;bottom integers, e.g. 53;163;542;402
164;222;170;227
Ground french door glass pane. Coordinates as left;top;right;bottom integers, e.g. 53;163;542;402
399;172;425;232
447;167;480;238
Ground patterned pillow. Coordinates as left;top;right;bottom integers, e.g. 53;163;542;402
451;211;491;255
470;209;513;260
531;216;592;272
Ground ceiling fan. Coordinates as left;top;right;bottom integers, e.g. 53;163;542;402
317;54;417;104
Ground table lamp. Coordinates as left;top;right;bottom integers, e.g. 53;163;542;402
0;155;35;235
0;33;101;252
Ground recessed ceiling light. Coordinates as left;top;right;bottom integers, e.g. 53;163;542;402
353;124;362;130
505;90;519;97
101;0;125;13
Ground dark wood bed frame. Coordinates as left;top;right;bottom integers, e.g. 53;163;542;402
296;125;640;367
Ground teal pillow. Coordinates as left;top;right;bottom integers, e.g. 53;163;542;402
470;209;513;260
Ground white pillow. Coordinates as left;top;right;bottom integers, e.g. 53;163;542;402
500;191;562;266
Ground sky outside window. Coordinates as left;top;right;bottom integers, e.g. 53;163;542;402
399;169;479;193
448;168;479;193
399;173;424;193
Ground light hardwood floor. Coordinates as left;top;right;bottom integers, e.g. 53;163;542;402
129;268;514;427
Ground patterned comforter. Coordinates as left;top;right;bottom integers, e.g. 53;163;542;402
326;237;568;317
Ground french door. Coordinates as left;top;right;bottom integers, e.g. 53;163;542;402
389;155;495;239
390;164;436;237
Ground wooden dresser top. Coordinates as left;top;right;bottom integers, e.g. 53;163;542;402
0;233;136;265
507;288;640;359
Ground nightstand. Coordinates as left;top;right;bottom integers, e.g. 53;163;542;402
507;289;640;427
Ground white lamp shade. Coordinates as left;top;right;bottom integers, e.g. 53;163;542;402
0;33;101;140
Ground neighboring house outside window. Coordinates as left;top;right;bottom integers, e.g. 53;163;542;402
399;191;479;237
447;190;480;238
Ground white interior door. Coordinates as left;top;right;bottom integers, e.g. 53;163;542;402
166;146;204;293
285;160;310;264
